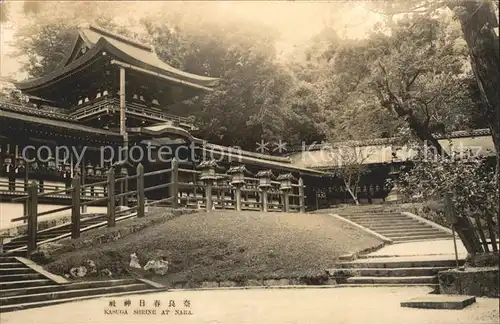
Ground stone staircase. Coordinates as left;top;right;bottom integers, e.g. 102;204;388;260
336;207;452;243
328;255;465;291
0;212;166;313
0;255;159;313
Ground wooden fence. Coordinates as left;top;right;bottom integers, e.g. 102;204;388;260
444;192;498;255
10;159;306;255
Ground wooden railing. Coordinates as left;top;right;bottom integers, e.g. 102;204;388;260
9;159;307;255
69;97;193;126
444;192;498;256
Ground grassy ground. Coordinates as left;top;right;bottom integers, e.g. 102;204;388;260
44;211;381;286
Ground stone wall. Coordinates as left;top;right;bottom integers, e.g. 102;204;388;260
439;267;499;298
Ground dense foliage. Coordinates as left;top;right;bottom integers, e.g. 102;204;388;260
392;143;498;234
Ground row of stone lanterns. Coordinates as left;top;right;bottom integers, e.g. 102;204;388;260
197;160;300;212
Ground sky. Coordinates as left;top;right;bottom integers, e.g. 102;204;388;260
0;1;382;81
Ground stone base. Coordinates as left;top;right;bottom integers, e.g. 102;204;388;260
401;295;476;309
439;267;499;298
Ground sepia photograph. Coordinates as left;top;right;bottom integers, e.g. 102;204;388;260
0;0;499;323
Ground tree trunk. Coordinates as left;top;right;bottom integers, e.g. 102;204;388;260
448;0;500;159
345;181;360;205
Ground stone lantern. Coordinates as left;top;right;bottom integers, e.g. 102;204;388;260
256;170;273;189
74;165;81;177
386;165;400;202
227;165;250;186
256;170;274;212
94;166;103;177
196;160;218;211
47;156;57;171
86;163;95;177
277;173;296;212
3;155;13;174
227;165;251;211
198;160;218;181
15;156;25;174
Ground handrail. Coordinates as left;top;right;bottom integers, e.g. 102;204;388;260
114;174;138;183
143;182;172;193
143;168;172;177
81;179;109;188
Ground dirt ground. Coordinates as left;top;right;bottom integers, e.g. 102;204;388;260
45;211;382;285
2;287;498;324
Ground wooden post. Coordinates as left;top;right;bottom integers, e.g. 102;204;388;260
283;190;290;212
119;67;128;150
315;189;319;210
137;164;145;218
205;181;213;212
170;158;179;208
27;182;38;255
235;185;242;211
261;188;268;212
107;168;116;227
71;177;81;239
298;178;305;213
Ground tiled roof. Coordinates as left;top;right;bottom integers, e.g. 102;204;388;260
0;101;73;121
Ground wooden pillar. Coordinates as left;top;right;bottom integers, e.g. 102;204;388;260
137;163;145;218
27;182;38;255
170;158;179;208
71;177;81;239
120;67;128;149
107;169;116;227
298;178;305;213
80;152;87;213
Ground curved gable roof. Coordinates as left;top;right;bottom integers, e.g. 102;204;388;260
16;25;218;92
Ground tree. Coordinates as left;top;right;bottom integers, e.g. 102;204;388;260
366;0;499;173
143;16;291;150
325;16;478;156
394;143;499;245
325;144;375;205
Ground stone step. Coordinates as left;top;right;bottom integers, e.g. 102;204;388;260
0;273;45;282
337;257;465;269
328;267;451;277
353;220;421;227
393;236;452;243
390;233;452;242
384;231;447;239
336;283;439;289
375;227;442;235
346;276;437;284
0;257;21;263
342;213;405;218
0;287;159;313
0;279;54;290
0;262;24;268
0;279;138;298
345;216;410;222
401;295;476;310
0;283;150;306
0;268;34;275
366;223;430;230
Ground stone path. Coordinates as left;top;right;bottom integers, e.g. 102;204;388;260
2;287;498;324
367;239;468;259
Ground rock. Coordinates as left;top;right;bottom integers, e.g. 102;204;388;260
69;266;87;278
143;259;169;275
100;268;112;277
86;260;97;273
129;253;142;269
